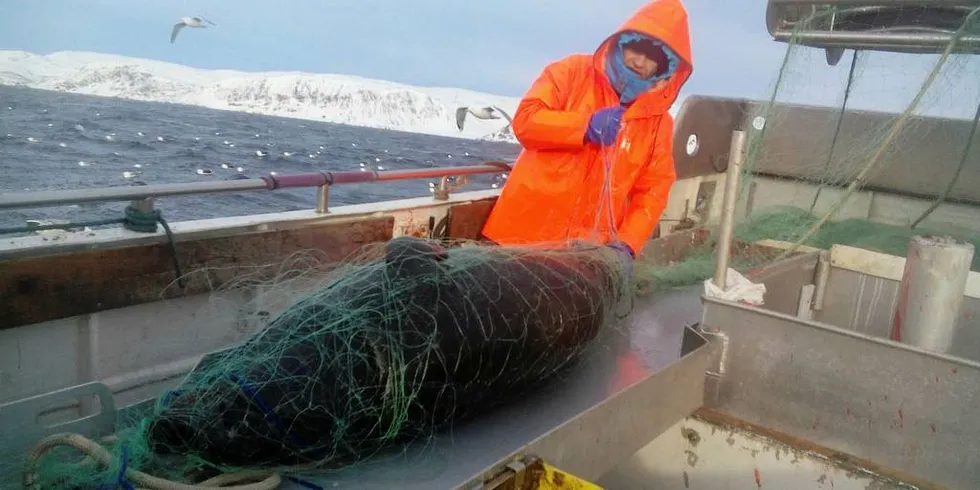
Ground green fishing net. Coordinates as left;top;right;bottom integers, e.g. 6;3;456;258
10;238;632;489
642;4;980;293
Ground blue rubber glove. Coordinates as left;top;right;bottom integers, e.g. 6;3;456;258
607;240;635;282
585;106;626;146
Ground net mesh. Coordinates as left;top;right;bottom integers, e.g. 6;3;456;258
15;238;632;489
643;4;980;293
10;5;980;489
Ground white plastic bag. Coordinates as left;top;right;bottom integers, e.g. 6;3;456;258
703;268;767;305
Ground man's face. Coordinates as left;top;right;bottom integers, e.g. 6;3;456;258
622;39;663;79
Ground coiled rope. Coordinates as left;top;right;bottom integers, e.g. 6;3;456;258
24;432;281;490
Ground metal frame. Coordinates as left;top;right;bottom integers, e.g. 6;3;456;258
766;0;980;57
700;296;980;489
674;87;980;487
0;162;512;213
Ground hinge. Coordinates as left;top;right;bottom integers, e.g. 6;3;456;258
478;455;603;490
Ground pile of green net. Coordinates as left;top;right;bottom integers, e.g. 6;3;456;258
644;206;980;293
16;237;631;489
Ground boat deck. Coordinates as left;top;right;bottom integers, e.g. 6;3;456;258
0;287;713;490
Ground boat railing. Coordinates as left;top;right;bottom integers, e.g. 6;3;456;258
0;161;513;235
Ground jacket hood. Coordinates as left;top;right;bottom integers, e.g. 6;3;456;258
593;0;694;116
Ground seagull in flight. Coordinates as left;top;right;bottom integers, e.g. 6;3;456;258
171;16;216;44
455;106;513;132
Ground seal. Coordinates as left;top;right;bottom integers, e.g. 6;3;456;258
146;236;625;468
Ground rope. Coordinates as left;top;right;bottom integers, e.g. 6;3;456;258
155;379;322;489
911;95;980;228
0;205;187;289
23;432;282;490
96;444;135;490
226;372;312;450
123;204;187;289
283;476;324;489
809;48;860;213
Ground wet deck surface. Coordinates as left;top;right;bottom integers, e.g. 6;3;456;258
281;286;705;489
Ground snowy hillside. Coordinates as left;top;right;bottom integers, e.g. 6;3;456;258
0;50;521;143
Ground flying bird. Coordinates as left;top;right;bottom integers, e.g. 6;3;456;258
456;106;513;132
171;16;216;44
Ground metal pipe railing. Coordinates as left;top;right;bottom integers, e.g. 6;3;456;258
769;0;975;5
713;130;747;290
770;31;980;49
0;162;512;212
767;0;980;54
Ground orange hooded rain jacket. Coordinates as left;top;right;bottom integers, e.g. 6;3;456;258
481;0;693;256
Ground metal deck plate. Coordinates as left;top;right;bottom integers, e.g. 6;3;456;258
276;286;712;489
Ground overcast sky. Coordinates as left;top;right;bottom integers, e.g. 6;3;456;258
1;0;976;117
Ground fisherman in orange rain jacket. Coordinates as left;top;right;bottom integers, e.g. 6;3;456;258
481;0;693;278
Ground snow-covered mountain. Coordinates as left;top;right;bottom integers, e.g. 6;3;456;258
0;50;521;143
